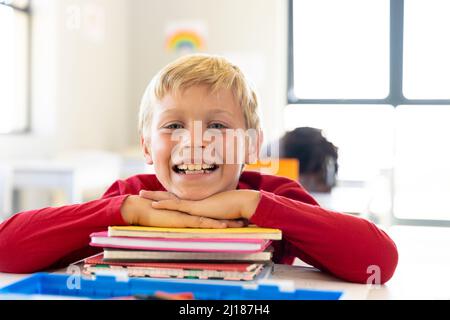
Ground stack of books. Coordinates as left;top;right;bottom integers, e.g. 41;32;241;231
84;225;282;281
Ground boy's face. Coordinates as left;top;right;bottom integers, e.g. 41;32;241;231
142;85;254;201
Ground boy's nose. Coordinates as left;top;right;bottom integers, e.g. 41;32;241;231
171;124;212;164
178;131;208;149
178;121;210;148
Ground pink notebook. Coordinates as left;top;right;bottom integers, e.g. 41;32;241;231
85;254;261;272
83;254;266;281
90;232;272;253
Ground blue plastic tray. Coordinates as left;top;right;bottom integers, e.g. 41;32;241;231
0;273;343;300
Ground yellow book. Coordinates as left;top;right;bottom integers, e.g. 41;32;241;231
108;225;282;240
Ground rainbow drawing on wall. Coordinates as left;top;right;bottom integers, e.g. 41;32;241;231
165;29;205;53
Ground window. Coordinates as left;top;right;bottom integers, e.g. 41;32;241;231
403;0;450;99
284;104;394;182
0;0;30;134
394;106;450;221
288;0;450;225
291;0;389;99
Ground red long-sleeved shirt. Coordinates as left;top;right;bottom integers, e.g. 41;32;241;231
0;171;398;283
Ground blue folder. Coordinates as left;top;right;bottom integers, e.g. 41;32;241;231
0;272;343;300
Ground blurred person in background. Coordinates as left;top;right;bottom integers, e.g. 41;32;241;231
279;127;339;193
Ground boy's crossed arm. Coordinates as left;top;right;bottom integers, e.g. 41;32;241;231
142;190;261;221
120;190;254;228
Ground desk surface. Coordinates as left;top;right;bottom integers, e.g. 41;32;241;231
1;225;449;300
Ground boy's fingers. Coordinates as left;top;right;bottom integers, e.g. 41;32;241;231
152;199;195;214
142;209;225;229
139;190;177;201
186;215;227;229
221;219;245;228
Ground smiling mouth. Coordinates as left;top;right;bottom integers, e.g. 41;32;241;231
172;163;219;175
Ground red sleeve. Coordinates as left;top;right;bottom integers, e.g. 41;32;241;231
249;180;398;284
0;180;132;273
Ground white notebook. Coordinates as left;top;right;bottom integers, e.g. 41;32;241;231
103;247;274;262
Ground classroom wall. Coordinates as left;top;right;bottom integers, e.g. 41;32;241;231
0;0;287;160
53;0;130;153
0;0;130;160
126;0;288;146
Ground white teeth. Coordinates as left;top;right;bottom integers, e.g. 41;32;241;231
175;163;217;173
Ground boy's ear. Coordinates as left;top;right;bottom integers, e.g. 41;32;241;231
245;129;263;164
140;136;153;165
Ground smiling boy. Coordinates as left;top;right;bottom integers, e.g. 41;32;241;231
0;54;398;284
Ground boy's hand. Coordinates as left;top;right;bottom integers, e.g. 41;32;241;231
121;195;244;228
150;190;261;221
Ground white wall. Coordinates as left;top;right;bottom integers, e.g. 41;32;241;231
0;0;287;160
127;0;288;146
54;0;130;152
0;0;130;160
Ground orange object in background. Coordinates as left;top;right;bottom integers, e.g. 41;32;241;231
245;158;299;181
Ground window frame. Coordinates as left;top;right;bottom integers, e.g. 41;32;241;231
0;0;31;135
288;0;450;227
288;0;450;107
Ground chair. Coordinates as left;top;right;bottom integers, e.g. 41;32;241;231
245;158;299;181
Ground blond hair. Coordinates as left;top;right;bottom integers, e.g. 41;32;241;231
138;54;260;139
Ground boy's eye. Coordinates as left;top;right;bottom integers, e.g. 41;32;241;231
208;123;227;129
164;123;184;129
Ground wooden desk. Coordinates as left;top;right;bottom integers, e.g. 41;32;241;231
1;226;449;299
